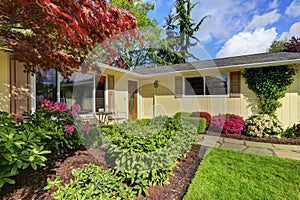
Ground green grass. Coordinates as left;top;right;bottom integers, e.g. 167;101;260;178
183;148;300;200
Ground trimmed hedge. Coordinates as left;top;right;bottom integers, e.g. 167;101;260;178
173;112;206;134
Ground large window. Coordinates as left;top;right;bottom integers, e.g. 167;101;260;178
185;75;228;96
60;72;95;112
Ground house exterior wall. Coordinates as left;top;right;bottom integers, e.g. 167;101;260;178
277;64;300;127
140;66;300;128
0;51;10;112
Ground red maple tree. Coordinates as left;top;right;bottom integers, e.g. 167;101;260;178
0;0;138;78
285;36;300;52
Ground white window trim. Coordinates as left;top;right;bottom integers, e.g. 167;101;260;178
183;74;230;98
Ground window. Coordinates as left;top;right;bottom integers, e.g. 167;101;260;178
60;72;95;112
184;74;228;96
36;68;57;107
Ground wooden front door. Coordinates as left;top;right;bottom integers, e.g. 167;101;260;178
128;80;138;120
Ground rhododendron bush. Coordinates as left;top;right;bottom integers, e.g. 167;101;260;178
0;100;89;190
210;114;245;134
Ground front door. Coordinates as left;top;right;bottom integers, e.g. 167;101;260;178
128;80;138;120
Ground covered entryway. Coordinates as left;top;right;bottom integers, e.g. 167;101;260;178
128;80;138;120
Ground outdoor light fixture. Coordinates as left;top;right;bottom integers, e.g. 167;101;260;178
154;80;158;88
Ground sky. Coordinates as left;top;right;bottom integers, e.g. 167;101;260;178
146;0;300;60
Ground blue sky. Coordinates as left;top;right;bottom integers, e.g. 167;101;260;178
146;0;300;60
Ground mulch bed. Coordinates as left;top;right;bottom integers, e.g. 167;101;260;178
0;144;207;200
219;133;300;145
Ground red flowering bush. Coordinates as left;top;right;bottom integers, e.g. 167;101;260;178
210;114;245;134
191;112;211;129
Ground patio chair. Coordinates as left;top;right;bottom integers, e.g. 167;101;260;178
105;105;127;124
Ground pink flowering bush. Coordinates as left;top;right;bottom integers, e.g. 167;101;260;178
210;114;245;134
25;100;87;155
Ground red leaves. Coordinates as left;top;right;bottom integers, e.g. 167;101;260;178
0;0;138;78
285;36;300;52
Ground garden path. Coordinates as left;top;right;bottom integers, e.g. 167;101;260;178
196;134;300;160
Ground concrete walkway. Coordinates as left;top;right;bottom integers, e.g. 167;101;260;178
196;134;300;160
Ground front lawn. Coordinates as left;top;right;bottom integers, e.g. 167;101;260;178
184;148;300;200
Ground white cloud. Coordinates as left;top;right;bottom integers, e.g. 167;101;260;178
269;0;279;9
245;10;280;31
216;28;277;58
190;0;257;43
286;0;300;17
280;22;300;40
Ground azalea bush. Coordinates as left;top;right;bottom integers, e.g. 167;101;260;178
244;114;283;138
210;114;245;134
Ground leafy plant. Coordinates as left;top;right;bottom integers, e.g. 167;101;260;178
101;116;198;195
24;100;83;155
44;163;135;199
244;114;283;138
173;112;206;133
283;124;300;138
0;111;51;190
191;112;211;129
242;66;295;115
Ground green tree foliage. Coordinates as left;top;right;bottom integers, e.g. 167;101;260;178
242;66;295;115
165;0;209;61
268;40;286;52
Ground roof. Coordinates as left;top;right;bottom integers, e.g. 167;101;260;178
133;52;300;76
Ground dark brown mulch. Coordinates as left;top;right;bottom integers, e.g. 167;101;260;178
219;133;300;145
0;144;207;200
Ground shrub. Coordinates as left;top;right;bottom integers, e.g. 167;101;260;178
210;114;245;134
191;112;211;129
25;100;83;155
101;116;198;195
173;112;206;134
283;124;300;138
244;114;283;137
44;163;135;199
0;111;51;190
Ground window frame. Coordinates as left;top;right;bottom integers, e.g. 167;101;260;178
183;73;230;98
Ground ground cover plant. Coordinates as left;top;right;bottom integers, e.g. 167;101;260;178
184;148;300;200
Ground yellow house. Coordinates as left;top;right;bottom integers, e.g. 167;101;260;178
1;50;300;127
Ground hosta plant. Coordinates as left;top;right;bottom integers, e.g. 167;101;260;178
44;163;135;199
244;114;283;138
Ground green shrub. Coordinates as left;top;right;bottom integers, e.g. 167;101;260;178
283;124;300;138
173;112;206;133
44;163;135;199
0;111;51;190
101;116;198;195
244;114;283;137
25;100;82;155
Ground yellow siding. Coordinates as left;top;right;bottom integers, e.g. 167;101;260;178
140;66;300;128
0;52;10;112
